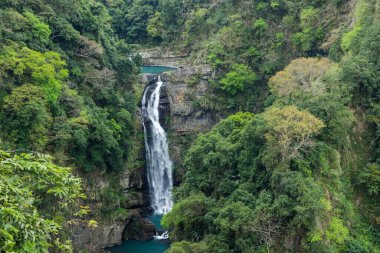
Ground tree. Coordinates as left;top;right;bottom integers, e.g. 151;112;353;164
341;26;361;52
358;163;380;196
247;210;282;253
261;106;325;162
1;85;51;151
214;201;252;237
49;17;81;42
219;64;256;95
0;151;94;252
108;0;156;42
269;58;332;97
0;46;68;104
292;7;324;52
269;57;354;148
253;18;269;37
182;8;208;45
166;241;208;253
24;11;51;45
183;112;254;196
81;67;116;92
147;11;164;38
162;193;209;241
74;36;104;60
325;217;349;245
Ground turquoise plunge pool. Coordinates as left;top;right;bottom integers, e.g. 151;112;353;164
108;215;169;253
108;239;169;253
141;66;176;74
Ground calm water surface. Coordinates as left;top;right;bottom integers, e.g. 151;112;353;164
109;240;169;253
108;215;169;253
141;66;176;74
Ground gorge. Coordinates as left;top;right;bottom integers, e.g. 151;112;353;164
109;66;191;253
0;0;379;252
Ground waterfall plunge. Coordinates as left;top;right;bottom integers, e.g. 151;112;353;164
142;76;173;215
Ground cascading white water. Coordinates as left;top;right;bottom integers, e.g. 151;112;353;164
142;76;173;215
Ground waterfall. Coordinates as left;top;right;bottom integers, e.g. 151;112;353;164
142;76;174;215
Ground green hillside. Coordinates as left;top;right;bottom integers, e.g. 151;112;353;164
0;0;379;252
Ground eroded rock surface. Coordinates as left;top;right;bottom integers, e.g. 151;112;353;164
164;66;220;183
70;164;151;252
70;222;126;252
142;64;220;183
123;218;156;241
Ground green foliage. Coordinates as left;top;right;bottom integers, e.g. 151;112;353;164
97;181;129;221
1;85;51;151
24;11;51;45
162;193;209;241
165;47;380;252
214;201;252;234
292;7;324;52
183;112;254;197
147;12;164;38
136;0;345;115
339;1;379;107
326;217;350;244
0;0;139;173
300;7;319;29
1;0;380;252
219;64;256;95
341;26;362;52
111;0;155;42
269;57;354;148
49;17;80;42
261;106;325;163
166;107;332;252
182;8;208;46
166;241;208;253
0;0;141;251
0;10;51;50
0;151;86;252
358;164;380;196
0;46;68;104
253;18;269;37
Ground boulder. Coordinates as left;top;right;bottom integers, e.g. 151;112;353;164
123;218;156;241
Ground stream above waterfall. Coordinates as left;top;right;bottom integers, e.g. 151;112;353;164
141;65;176;74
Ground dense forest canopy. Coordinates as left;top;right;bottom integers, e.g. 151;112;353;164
0;0;141;173
0;0;379;252
0;0;142;251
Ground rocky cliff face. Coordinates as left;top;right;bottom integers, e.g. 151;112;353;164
140;47;190;68
144;65;221;183
70;147;152;252
70;222;125;253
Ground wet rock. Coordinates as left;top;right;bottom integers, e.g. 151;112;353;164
122;219;156;241
123;191;148;209
119;167;147;190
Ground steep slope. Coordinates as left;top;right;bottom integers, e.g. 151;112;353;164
0;1;146;251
